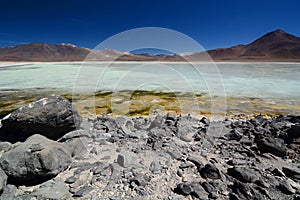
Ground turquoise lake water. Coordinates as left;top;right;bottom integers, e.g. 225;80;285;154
0;62;299;100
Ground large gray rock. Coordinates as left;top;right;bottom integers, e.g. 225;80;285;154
227;167;258;183
1;94;81;141
58;129;90;159
199;164;221;179
32;178;72;199
282;167;300;182
0;168;7;192
256;137;287;157
0;134;71;184
231;180;264;200
63;137;88;160
117;152;137;168
0;184;25;200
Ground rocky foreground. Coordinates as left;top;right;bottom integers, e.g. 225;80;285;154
0;95;299;199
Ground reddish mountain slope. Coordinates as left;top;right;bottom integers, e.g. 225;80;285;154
0;43;90;61
0;29;300;61
207;29;300;61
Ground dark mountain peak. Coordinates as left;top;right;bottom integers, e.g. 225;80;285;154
203;29;300;61
27;42;44;45
264;29;290;38
273;29;286;34
249;29;300;46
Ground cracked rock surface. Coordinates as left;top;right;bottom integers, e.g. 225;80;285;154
0;96;299;199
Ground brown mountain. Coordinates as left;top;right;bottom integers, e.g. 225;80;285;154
0;42;91;61
0;29;300;62
86;49;185;61
0;43;143;62
0;42;183;62
117;53;184;61
203;29;300;61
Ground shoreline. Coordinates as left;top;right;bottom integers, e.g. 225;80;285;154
1;60;300;66
1;89;299;120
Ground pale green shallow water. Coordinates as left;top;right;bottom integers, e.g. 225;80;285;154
0;62;299;100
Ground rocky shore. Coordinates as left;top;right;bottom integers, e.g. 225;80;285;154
0;94;299;199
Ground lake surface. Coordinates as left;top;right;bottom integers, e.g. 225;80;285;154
0;62;299;99
1;61;300;117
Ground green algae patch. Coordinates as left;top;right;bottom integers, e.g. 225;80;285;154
1;89;300;119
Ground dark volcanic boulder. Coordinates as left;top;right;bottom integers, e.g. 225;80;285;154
0;134;71;184
174;182;208;198
287;124;300;138
199;164;221;179
227;167;258;183
174;183;193;195
282;167;300;181
1;94;81;141
230;180;264;200
256;137;287;157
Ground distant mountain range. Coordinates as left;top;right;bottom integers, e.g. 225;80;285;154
0;29;300;62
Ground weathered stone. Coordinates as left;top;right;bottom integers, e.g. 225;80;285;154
65;176;77;184
0;134;71;184
176;116;199;142
201;182;216;193
148;115;164;130
149;161;161;172
225;130;242;141
174;183;192;195
200;117;210;125
199;164;221;179
277;180;296;194
179;161;194;169
254;178;270;188
117;152;137;168
272;168;285;177
130;173;151;187
256;137;287;157
1;94;82;141
33;178;72;199
282;167;300;181
187;155;204;167
63;137;88;159
178;126;194;142
0;184;24;200
0;142;12;153
231;180;264;200
287;124;300;138
93;162;107;175
227;159;247;166
58;130;90;142
0;168;7;192
166;149;182;160
190;182;208;199
227;167;258;183
73;184;93;197
115;116;136;136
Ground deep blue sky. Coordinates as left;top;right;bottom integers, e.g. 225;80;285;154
0;0;300;51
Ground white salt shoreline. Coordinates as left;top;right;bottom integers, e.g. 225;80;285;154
0;62;41;68
1;61;300;68
0;61;83;68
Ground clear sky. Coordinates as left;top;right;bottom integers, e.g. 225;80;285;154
0;0;299;51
